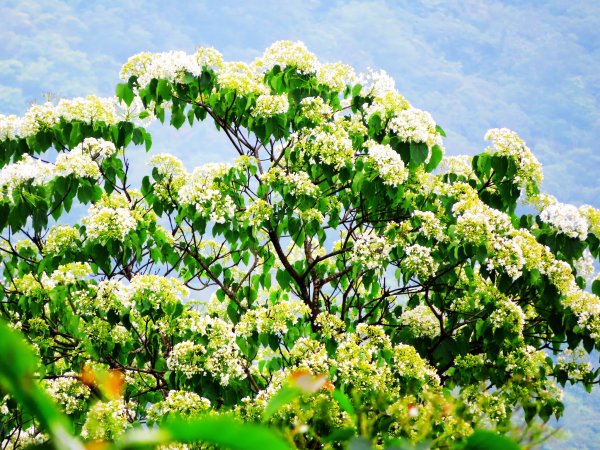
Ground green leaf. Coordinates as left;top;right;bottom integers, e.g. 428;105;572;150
116;83;135;106
409;142;428;167
276;269;291;290
157;79;172;101
263;385;302;420
0;320;83;450
116;416;291;450
349;437;373;450
333;389;355;417
171;110;186;129
144;131;153;151
463;430;521;450
592;279;600;297
425;144;443;172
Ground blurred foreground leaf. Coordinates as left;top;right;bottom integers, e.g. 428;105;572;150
116;415;291;450
0;320;83;450
463;430;521;450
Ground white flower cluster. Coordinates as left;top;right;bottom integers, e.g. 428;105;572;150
55;148;101;180
557;348;593;380
579;204;600;238
12;273;46;297
146;390;211;425
388;107;444;150
316;62;356;91
150;153;186;178
20;102;60;136
41;262;92;289
335;327;394;392
393;343;440;383
0;140;119;203
0;154;54;199
56;96;118;124
402;244;438;279
460;385;511;424
92;279;134;312
489;299;526;334
365;141;408;186
83;194;138;242
314;312;346;339
485;235;526;280
121;51;202;88
363;90;411;121
287;337;331;374
540;202;589;240
42;373;91;414
148;153;188;199
412;210;446;242
438;155;474;179
297;207;324;224
401;304;440;338
0;113;22;140
484;128;543;196
241;199;273;226
299;96;334;123
503;345;549;379
349;230;392;271
177;311;245;385
260;40;319;74
574;249;596;282
297;122;354;169
452;185;513;245
166;341;207;378
563;290;600;339
178;162;235;223
236;297;311;337
251;94;289;117
0;96;121;143
195;47;225;69
81;400;132;441
1;426;47;449
124;275;188;310
261;167;319;197
76;137;117;160
217;62;269;95
358;68;397;97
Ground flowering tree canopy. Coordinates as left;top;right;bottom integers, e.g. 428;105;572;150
1;41;600;449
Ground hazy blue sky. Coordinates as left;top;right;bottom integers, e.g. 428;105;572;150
0;0;598;207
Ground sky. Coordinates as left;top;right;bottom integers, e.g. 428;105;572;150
0;0;598;208
1;0;600;444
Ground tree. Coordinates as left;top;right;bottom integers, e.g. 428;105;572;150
0;40;599;449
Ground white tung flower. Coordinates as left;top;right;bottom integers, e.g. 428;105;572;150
387;107;443;150
540;202;589;240
0;114;23;140
350;230;391;270
260;40;319;74
573;249;595;282
316;62;356;91
365;141;408;186
0;154;55;199
56;96;118;124
401;304;440;338
357;68;397;97
252;94;289;117
83;201;137;242
120;51;202;87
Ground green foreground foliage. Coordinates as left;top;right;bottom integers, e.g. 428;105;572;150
1;41;599;448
